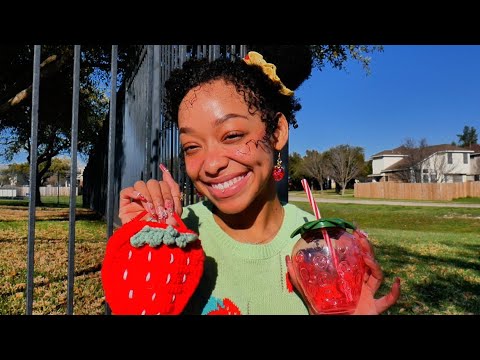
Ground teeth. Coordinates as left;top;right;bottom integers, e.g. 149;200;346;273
212;175;244;190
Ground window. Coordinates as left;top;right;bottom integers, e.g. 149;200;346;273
431;173;437;182
464;153;468;164
447;153;453;164
423;175;429;183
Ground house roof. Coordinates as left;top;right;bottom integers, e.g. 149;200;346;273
467;144;480;154
371;146;408;157
381;144;473;172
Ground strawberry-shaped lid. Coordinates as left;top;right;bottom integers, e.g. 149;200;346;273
101;211;205;315
290;218;356;238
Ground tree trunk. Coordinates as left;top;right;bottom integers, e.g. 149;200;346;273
35;171;43;206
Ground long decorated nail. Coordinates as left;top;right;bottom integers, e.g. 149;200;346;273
133;191;147;202
146;202;158;219
159;164;169;172
165;200;174;214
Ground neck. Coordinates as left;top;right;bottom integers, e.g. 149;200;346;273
212;189;285;245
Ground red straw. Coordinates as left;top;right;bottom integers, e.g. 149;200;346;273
301;179;339;269
301;179;321;219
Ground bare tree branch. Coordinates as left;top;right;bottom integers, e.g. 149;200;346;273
0;51;72;114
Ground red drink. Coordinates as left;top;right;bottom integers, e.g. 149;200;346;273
291;225;366;315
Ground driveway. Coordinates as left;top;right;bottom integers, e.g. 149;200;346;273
288;195;480;208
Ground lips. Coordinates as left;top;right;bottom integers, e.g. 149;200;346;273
206;171;252;199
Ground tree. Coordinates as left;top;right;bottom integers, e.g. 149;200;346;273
249;45;383;92
1;45;382;205
301;150;329;192
0;45;136;205
429;152;456;183
325;145;365;195
288;152;304;190
43;157;72;186
395;138;430;183
457;125;478;147
360;160;373;182
0;162;29;186
0;168;11;187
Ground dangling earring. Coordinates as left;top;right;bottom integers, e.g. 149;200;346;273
272;152;285;182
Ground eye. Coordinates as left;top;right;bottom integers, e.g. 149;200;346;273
223;132;244;142
182;144;199;155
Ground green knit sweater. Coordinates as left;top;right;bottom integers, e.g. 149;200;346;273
181;200;316;315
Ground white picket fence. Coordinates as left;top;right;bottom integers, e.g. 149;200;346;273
0;186;78;197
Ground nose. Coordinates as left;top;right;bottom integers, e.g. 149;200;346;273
202;146;229;176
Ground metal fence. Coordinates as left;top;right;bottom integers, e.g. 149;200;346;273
25;45;249;314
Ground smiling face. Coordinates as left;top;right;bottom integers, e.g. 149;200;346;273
178;79;288;215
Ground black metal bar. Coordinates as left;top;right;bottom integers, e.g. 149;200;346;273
179;45;185;66
26;45;41;315
213;45;220;60
67;45;81;314
105;45;118;315
152;45;161;180
208;45;213;61
126;46;148;91
145;45;154;180
159;45;165;168
240;45;246;58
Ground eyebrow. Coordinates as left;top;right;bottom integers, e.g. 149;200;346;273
179;113;248;135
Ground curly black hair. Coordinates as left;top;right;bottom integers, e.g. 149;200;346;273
164;56;301;142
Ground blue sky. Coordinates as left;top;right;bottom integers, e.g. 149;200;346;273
289;45;480;159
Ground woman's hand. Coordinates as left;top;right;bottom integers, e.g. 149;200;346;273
352;231;401;315
286;232;401;315
118;164;183;225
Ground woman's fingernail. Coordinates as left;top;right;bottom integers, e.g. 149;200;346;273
133;191;147;202
165;200;173;214
159;164;169;172
156;206;165;218
147;202;157;218
156;206;168;220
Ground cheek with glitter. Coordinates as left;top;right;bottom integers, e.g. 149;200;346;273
232;139;272;158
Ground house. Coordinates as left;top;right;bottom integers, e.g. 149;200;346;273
468;144;480;181
370;144;478;183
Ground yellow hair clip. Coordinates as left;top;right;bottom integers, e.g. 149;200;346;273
243;51;294;97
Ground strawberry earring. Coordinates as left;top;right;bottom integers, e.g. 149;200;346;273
273;152;285;182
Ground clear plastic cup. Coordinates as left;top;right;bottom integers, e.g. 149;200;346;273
291;222;366;315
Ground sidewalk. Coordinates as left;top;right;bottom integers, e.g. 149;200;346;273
288;195;480;208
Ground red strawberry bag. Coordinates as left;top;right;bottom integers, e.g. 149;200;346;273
101;211;205;315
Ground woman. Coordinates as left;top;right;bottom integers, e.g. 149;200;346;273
117;51;400;315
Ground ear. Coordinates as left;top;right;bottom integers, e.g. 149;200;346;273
272;112;289;151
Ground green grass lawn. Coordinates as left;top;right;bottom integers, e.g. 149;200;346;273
292;201;480;315
1;197;478;315
0;195;83;208
289;190;480;204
